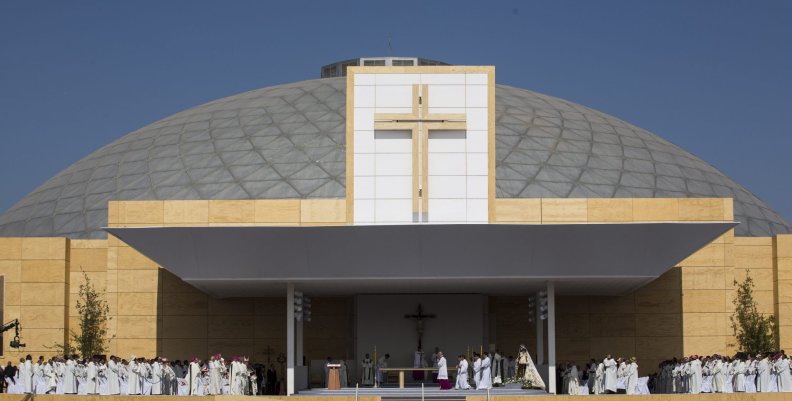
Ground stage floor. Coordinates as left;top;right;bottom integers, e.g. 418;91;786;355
297;386;546;397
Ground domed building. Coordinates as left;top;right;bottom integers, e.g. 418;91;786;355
0;59;790;394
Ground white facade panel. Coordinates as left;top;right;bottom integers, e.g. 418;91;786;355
465;130;488;152
376;85;413;108
355;74;376;85
420;73;465;85
428;153;466;176
465;73;488;85
465;85;488;108
374;107;413;114
466;176;488;199
466;108;488;131
466;199;489;222
428;199;467;222
429;176;466;199
375;153;412;176
376;176;412;199
354;176;375;199
374;130;412;153
428;131;466;153
353;108;374;131
375;199;412;222
428;85;466;108
354;153;375;177
466;153;488;176
354;86;375;108
376;74;420;86
427;107;466;114
354;199;375;222
354;130;375;154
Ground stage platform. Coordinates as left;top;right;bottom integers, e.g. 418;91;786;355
297;386;545;399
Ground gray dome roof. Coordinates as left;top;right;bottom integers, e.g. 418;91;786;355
1;77;789;239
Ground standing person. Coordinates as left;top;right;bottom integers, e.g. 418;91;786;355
361;354;374;386
127;356;140;395
106;356;120;395
455;355;470;390
478;352;492;390
436;351;451;390
603;355;617;394
712;355;725;393
63;356;76;394
625;357;639;395
188;358;201;396
323;357;332;388
85;358;98;395
775;353;791;392
376;354;389;387
150;358;162;396
472;354;482;389
4;362;17;394
208;355;221;395
733;354;747;392
20;357;31;394
757;353;771;392
492;350;504;385
586;360;597;394
563;362;579;395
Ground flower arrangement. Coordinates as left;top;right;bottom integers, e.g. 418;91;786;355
503;375;536;389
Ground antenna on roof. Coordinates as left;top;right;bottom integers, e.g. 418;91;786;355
387;33;393;56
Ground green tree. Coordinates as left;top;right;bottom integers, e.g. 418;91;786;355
69;272;111;358
730;270;777;355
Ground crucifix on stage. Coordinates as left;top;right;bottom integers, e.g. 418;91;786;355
404;304;436;349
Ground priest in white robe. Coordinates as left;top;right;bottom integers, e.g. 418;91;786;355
21;357;32;394
625;358;639;395
733;357;747;392
361;354;374;386
188;358;201;396
603;355;617;393
775;354;792;392
376;354;389;387
127;357;140;395
478;352;492;390
150;359;162;395
712;355;725;393
757;354;771;392
85;359;98;395
106;357;120;395
472;354;482;389
455;355;470;389
436;351;451;390
688;356;702;394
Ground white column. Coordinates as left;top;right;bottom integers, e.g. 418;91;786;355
547;281;556;395
536;293;543;366
296;318;304;366
287;283;295;395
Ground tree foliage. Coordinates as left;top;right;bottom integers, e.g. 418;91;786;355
730;270;777;355
70;272;111;358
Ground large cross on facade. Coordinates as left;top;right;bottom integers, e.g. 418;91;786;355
404;303;437;349
374;84;467;222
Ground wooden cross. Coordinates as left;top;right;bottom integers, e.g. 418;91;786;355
404;304;437;349
374;84;466;222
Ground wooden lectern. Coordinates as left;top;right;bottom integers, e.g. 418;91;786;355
327;364;341;390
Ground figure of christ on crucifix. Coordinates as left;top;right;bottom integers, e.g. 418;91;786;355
404;304;436;350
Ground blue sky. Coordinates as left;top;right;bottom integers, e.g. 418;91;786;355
1;0;790;222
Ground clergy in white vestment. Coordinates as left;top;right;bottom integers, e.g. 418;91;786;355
587;360;597;394
85;359;98;394
340;360;349;388
688;356;703;393
492;351;504;385
562;362;579;395
127;357;141;395
757;354;771;392
106;357;120;395
54;358;65;394
712;355;725;393
593;361;604;394
733;357;747;392
151;359;163;395
478;352;492;390
472;355;482;389
455;355;470;389
43;361;56;394
775;354;792;392
625;358;639;395
436;351;451;390
361;354;374;386
21;357;32;394
188;358;201;396
33;358;44;394
603;355;617;393
209;355;224;395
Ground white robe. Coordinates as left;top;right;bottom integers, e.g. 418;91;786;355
151;362;162;395
361;358;374;386
437;357;448;380
775;358;792;392
209;360;222;394
733;360;747;392
107;360;120;395
86;362;98;394
603;358;617;392
478;356;492;389
188;362;201;395
593;363;604;394
713;360;725;393
455;360;470;389
626;362;638;394
563;366;579;395
757;358;771;392
21;360;32;394
127;361;140;395
688;359;702;393
376;357;388;385
473;358;482;389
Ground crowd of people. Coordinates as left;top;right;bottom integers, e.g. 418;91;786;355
653;351;792;394
2;354;283;396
